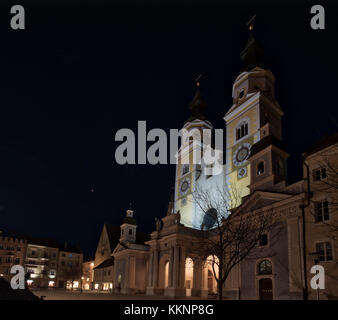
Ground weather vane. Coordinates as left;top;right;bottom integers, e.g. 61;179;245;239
246;14;256;31
195;74;202;87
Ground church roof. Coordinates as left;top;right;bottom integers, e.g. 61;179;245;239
104;223;150;247
93;257;115;269
240;32;265;71
249;135;286;158
104;224;121;250
122;217;137;225
303;132;338;157
187;86;207;122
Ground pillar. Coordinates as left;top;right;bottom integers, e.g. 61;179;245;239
179;247;186;289
147;251;154;287
173;246;180;288
153;249;159;288
168;247;174;287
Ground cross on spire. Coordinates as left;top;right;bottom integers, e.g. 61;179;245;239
246;14;256;31
195;74;202;87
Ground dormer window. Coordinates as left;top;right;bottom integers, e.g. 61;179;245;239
236;121;248;141
182;164;189;176
257;161;265;175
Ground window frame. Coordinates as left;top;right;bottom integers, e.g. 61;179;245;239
314;200;330;223
315;241;334;262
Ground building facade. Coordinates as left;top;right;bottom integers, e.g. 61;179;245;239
24;239;59;288
82;259;94;290
57;244;83;289
95;29;338;299
0;236;27;282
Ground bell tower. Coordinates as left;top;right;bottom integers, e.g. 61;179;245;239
224;23;284;203
120;204;137;243
174;81;213;228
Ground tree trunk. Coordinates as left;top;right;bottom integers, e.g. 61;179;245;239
217;281;223;300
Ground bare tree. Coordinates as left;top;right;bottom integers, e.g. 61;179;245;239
192;184;276;300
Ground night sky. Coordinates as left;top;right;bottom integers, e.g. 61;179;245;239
0;0;337;258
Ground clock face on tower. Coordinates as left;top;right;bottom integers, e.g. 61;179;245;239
233;142;251;167
179;177;191;196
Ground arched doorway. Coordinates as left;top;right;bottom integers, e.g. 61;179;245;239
185;258;194;296
257;259;273;300
204;255;218;294
164;261;169;288
158;254;170;290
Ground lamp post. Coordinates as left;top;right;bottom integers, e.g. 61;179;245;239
81;276;84;293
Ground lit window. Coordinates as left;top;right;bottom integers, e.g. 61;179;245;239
316;242;333;262
257;161;265;175
258;260;272;275
48;281;55;287
94;283;99;290
315;201;329;222
313;168;327;181
27;280;33;286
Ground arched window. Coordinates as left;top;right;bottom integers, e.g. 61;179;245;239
257;161;265;175
182;164;189;176
236;121;249;140
258;260;272;275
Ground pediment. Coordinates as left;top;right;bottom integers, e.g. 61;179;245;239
112;242;128;254
234;190;291;214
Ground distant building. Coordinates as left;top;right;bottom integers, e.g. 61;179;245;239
82;259;94;290
24;238;59;288
0;236;27;282
93;224;120;291
57;244;83;290
92;218;150;293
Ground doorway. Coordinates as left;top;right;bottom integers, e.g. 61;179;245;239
259;278;273;300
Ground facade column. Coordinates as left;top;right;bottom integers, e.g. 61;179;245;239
124;256;130;292
153;249;159;288
192;259;202;295
179;247;186;289
147;251;154;287
173;246;180;288
168;246;174;287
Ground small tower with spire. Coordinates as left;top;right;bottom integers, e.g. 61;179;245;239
120;203;137;243
173;78;213;228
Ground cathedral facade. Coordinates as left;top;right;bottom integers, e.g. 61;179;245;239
93;30;338;299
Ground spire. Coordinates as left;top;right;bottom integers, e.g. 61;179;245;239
126;202;133;218
187;76;207;122
240;16;264;71
166;186;175;216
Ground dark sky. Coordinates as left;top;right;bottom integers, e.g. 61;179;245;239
0;0;337;258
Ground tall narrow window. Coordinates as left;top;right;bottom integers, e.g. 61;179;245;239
257;161;265;175
316;242;333;262
315;200;329;222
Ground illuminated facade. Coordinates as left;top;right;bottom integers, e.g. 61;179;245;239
96;30;338;299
